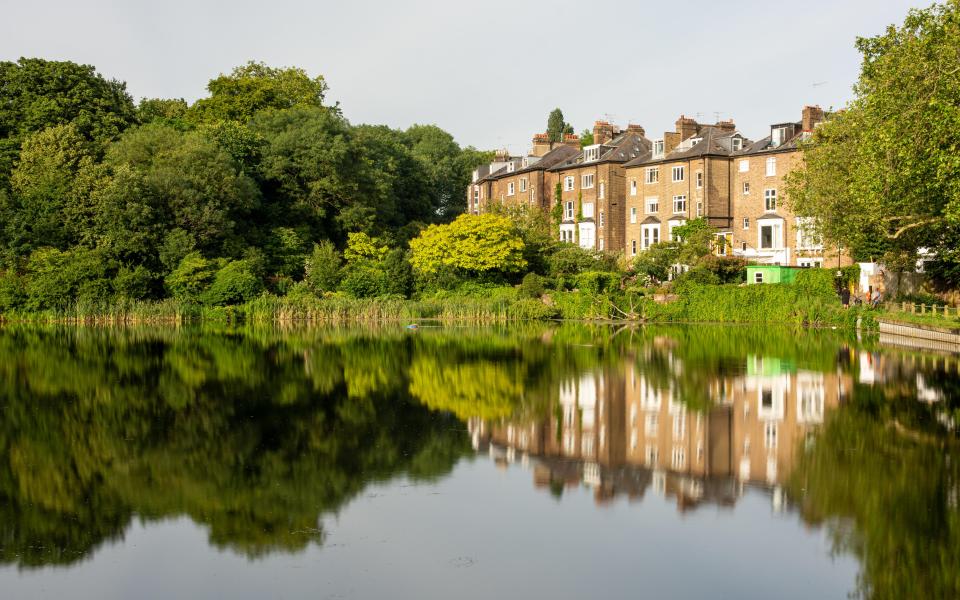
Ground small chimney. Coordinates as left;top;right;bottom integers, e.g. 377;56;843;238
802;105;825;131
531;133;552;157
593;120;617;145
494;148;509;162
675;115;699;141
626;123;646;137
562;133;580;149
714;119;736;133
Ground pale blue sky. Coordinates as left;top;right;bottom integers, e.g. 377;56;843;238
0;0;932;152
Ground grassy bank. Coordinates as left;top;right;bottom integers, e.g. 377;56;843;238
0;281;877;328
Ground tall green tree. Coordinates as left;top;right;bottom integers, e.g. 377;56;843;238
787;0;960;270
546;108;573;142
189;61;329;124
0;58;136;185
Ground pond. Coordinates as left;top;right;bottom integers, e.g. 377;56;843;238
0;323;956;599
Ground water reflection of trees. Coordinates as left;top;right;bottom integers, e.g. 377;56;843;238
0;326;475;567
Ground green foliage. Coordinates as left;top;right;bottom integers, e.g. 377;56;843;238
0;270;25;311
409;214;526;276
787;1;960;270
547;245;618;278
546;108;568;143
631;241;678;285
201;259;264;306
575;271;620;294
0;58;136;184
304;241;342;294
23;247;113;310
579;128;594;148
339;265;386;298
113;265;155;301
137;98;188;125
519;273;545;299
165;252;218;302
382;249;414;298
189;61;328;124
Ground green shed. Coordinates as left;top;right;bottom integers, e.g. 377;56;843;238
746;265;804;285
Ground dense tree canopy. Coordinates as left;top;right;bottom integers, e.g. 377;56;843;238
0;59;491;310
787;0;960;278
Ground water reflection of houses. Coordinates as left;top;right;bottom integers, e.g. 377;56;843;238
469;354;851;512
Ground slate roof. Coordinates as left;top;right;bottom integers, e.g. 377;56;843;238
549;132;651;171
735;121;809;156
625;125;749;168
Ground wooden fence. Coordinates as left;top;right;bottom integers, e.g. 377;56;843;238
885;302;960;318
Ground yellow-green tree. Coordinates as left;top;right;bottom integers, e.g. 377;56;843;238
409;213;526;275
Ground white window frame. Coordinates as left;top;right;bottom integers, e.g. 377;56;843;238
630;180;638;196
599;182;605;199
582;173;595;189
764;188;777;211
582;202;595;219
630;206;638;224
583;145;600;162
645;167;659;184
758;219;783;250
519;178;527;192
695;171;703;189
646;197;659;214
564;176;575;191
672;195;687;214
743;182;750;195
631;239;638;256
641;223;660;249
766;156;777;176
739;159;749;173
696;200;703;217
507;182;515;196
599;210;605;228
652;139;665;158
672;166;685;182
564;200;574;220
743;217;750;230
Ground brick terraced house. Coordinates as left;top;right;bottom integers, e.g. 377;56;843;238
550;121;650;252
467;106;851;268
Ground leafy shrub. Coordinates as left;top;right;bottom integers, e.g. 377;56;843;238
519;273;545;299
547;245;617;277
201;259;264;305
382;249;414;298
165;252;218;302
24;247;113;310
339;265;385;298
113;265;156;300
0;271;26;311
304;241;342;294
575;271;620;294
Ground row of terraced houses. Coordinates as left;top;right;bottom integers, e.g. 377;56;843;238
466;106;851;268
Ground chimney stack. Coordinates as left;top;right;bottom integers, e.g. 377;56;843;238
714;119;736;133
675;115;699;141
593;120;617;145
531;133;552;157
802;105;825;131
626;123;646;137
562;133;580;149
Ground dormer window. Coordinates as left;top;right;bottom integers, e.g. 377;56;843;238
583;145;601;162
507;162;516;173
652;140;664;158
690;137;702;147
771;126;789;147
732;137;743;151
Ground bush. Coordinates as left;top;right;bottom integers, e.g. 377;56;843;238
339;265;385;298
165;252;218;302
113;265;156;300
547;245;617;277
575;271;620;294
304;241;342;294
382;249;414;298
201;259;264;306
24;247;113;310
519;273;545;299
0;271;26;311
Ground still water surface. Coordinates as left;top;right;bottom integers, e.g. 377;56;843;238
0;324;956;599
